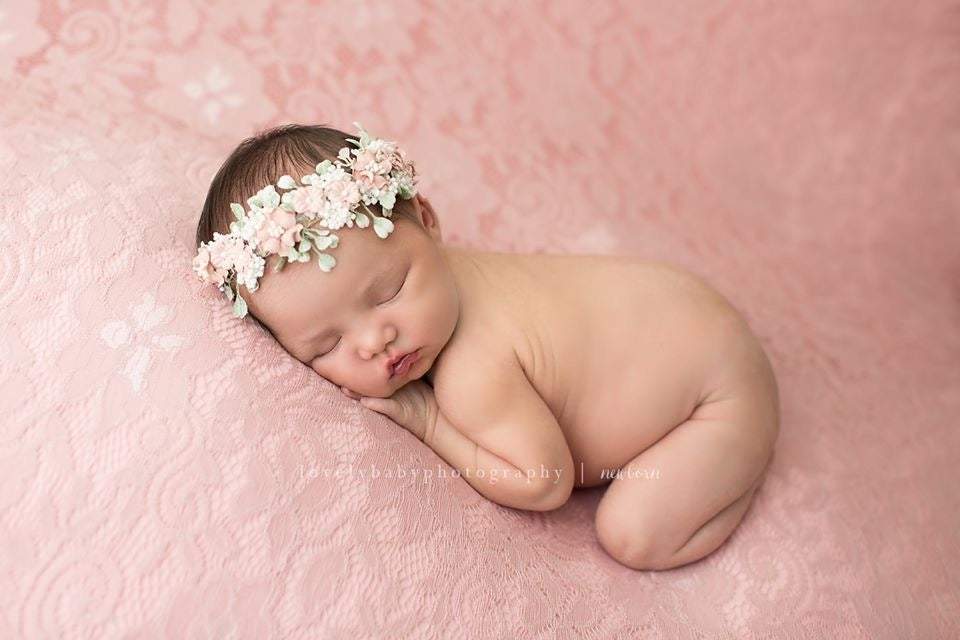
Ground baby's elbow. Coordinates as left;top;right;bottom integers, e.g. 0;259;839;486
524;481;572;512
523;469;574;512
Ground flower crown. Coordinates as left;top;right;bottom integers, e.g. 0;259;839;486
192;122;418;318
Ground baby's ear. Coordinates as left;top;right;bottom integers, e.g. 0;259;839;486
415;193;442;243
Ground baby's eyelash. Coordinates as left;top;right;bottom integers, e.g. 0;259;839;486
380;274;406;304
317;337;340;358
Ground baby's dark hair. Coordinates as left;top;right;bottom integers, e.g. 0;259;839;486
196;123;417;249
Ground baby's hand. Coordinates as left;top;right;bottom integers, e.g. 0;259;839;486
344;381;439;443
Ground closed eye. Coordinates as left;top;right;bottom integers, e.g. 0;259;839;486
379;273;407;305
315;337;340;359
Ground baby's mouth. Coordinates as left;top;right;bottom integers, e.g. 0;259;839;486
388;349;421;378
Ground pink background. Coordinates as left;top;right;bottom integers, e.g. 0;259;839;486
1;0;959;638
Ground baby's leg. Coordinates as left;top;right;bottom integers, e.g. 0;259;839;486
594;385;779;571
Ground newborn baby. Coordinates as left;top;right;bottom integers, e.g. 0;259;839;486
194;123;780;571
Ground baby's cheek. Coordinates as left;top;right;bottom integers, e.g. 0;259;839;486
308;360;337;385
318;361;359;393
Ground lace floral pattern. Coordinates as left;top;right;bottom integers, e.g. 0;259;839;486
1;1;958;638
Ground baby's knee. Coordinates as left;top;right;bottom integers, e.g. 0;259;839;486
594;503;680;571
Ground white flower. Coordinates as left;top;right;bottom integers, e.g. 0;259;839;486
322;203;353;230
235;251;265;292
239;210;266;247
318;165;349;189
378;188;397;211
207;232;245;270
101;292;185;393
181;64;245;125
241;265;264;292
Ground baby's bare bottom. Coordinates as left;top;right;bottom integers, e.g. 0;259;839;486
594;366;780;571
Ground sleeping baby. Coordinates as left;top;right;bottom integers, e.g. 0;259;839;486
192;123;780;571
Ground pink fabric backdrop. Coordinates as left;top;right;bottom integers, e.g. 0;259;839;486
1;0;958;638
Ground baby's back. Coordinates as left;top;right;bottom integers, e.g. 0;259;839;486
435;249;763;487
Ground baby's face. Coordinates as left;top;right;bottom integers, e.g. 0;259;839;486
245;202;459;398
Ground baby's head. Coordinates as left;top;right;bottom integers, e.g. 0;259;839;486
194;123;460;398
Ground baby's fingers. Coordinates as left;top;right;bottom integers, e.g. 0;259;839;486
359;396;398;420
359;395;426;441
340;385;361;400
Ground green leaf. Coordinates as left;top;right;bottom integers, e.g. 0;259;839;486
298;239;312;252
263;185;281;209
233;294;248;318
312;235;334;250
230;203;245;220
316;253;336;271
378;190;396;210
373;216;394;239
277;175;297;189
273;256;288;272
354;212;370;228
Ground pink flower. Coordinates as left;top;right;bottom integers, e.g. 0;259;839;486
231;246;253;272
192;246;226;285
289;185;326;215
392;148;414;175
353;150;377;172
352;170;388;194
206;235;237;269
278;222;304;258
254;207;301;257
324;175;361;209
193;246;210;272
354;144;395;177
195;239;236;287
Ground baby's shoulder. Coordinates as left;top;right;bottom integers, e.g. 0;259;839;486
428;319;515;384
427;309;525;384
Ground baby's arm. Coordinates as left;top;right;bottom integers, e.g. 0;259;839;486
426;347;575;511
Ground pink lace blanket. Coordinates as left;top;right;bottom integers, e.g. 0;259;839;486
1;1;957;637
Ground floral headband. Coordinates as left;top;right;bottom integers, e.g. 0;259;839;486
192;122;418;318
